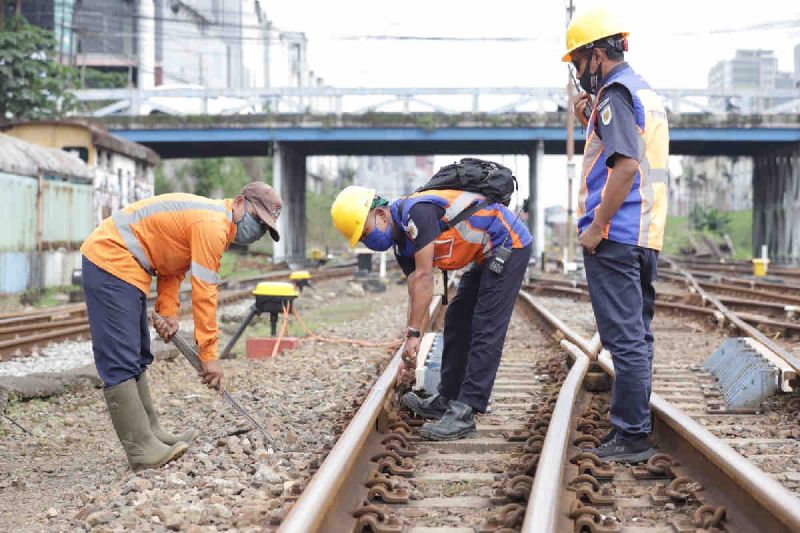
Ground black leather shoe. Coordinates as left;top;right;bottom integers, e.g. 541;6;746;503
419;400;476;441
402;392;450;420
590;435;655;464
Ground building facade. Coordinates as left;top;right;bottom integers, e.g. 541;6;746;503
708;49;795;111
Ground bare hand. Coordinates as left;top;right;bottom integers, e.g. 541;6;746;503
201;359;224;392
402;336;420;368
574;93;592;127
153;315;179;342
396;361;416;388
579;223;605;254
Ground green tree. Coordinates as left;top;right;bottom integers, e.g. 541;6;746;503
189;158;253;197
0;16;76;119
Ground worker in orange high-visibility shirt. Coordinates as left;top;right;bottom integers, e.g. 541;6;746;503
80;182;282;471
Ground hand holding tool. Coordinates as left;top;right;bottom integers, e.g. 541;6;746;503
155;314;276;452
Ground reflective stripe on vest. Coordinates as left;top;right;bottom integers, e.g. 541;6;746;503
112;200;231;277
578;66;669;250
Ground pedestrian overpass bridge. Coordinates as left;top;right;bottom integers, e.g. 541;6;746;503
77;86;800;264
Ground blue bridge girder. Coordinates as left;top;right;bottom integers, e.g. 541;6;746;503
106;122;800;159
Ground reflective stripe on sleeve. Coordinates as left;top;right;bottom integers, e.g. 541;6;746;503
191;261;220;284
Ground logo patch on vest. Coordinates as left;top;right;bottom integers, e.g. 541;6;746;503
406;219;419;240
600;105;612;126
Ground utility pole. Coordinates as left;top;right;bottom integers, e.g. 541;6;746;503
565;0;577;262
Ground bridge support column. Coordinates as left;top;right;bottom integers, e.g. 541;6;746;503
527;140;545;259
753;145;800;264
272;142;307;266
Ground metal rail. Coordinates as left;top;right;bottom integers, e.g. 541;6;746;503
278;287;447;532
598;349;800;533
521;292;800;532
0;264;357;361
522;337;589;532
664;259;800;378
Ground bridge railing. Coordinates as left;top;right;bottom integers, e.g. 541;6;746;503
71;86;800;117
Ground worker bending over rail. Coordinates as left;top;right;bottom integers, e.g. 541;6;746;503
564;8;669;463
331;163;532;441
80;183;282;471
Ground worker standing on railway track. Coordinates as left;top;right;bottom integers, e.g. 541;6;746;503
564;8;669;463
330;166;532;441
80;182;282;471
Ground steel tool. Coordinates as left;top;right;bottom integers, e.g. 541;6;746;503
165;325;276;451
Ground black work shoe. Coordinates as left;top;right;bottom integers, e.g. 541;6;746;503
403;392;449;420
419;400;476;441
590;435;655;464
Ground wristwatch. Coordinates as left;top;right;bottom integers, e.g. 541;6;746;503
405;328;421;338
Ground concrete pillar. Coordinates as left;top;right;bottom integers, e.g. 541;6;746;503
752;145;800;263
272;142;307;266
527;140;545;258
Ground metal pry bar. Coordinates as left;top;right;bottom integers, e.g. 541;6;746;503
168;329;276;449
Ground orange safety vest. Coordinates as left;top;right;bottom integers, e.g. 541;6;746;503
392;189;532;271
81;193;236;361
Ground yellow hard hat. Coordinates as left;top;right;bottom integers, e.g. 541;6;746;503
562;8;628;62
330;185;376;248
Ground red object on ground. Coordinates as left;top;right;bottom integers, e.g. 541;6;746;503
246;337;300;358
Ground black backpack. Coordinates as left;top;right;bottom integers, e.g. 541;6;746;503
411;158;518;229
416;158;518;206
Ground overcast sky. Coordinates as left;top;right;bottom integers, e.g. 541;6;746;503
267;0;800;207
268;0;799;88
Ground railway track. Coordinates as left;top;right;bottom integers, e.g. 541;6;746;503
522;293;800;533
0;264;356;361
276;280;800;532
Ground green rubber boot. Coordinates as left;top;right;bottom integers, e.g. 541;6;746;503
104;379;188;472
137;372;200;445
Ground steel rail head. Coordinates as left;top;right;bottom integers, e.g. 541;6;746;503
521;291;800;532
278;281;452;533
518;291;595;356
598;348;800;532
521;339;590;533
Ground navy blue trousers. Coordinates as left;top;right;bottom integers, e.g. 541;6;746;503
438;244;532;412
583;240;658;441
82;256;153;388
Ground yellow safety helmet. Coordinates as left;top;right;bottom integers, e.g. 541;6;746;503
562;8;628;62
330;185;376;248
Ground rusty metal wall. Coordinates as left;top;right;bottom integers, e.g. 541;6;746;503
753;145;800;264
0;172;38;252
41;178;94;248
0;172;93;293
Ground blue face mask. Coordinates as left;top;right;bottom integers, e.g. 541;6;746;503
234;200;267;245
361;211;394;251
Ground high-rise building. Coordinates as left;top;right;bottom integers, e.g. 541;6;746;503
708;49;780;90
17;1;304;92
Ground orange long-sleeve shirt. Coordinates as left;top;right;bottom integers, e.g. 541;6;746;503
81;193;236;361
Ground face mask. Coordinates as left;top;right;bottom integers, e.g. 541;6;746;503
234;200;267;245
361;211;394;251
578;52;603;95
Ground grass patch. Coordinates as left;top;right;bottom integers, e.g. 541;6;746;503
248;296;384;339
663;210;753;260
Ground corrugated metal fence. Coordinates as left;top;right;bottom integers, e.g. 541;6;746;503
0;172;94;293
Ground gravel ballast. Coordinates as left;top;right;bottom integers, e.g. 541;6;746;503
0;279;406;532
